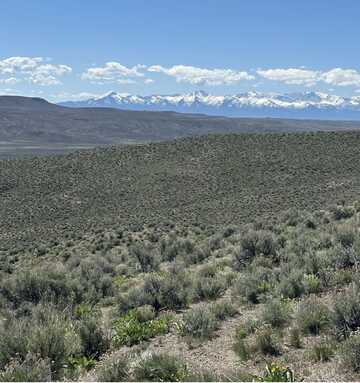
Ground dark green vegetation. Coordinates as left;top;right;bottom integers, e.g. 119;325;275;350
1;197;360;381
2;131;360;251
2;95;360;158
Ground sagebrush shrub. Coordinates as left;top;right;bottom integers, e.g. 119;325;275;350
296;297;330;335
233;336;250;361
262;299;291;328
194;274;227;301
288;327;302;349
0;354;51;382
332;284;360;339
232;271;269;304
277;270;304;299
254;325;280;356
303;274;321;295
341;331;360;372
96;354;129;382
179;306;218;340
1;268;79;308
77;315;110;358
210;301;237;321
130;243;160;273
332;205;354;221
310;337;335;362
133;353;188;382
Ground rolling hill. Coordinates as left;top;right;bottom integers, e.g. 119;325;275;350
1;131;360;250
2;95;360;158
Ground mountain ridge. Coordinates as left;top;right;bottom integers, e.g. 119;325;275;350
59;90;360;120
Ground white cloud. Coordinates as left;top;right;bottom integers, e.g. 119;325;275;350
0;56;42;74
148;64;254;85
257;68;319;86
82;61;146;84
0;77;20;85
0;56;72;86
144;78;154;84
321;68;360;87
258;67;360;88
53;91;103;101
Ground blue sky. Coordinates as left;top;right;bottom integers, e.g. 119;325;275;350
1;0;360;101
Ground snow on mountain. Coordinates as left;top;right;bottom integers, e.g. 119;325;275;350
59;91;360;120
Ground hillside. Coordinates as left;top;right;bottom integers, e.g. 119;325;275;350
2;96;360;158
2;131;360;251
1;192;360;381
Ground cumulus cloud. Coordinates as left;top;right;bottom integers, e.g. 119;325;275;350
82;61;146;84
258;67;360;88
148;64;254;85
320;68;360;87
257;68;319;86
0;56;72;86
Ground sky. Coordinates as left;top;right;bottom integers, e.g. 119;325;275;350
1;0;360;101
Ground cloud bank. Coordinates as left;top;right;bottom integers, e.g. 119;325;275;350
0;56;71;86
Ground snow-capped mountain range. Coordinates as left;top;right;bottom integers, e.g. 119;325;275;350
59;91;360;120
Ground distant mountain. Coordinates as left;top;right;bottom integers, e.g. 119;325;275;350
3;95;360;158
59;91;360;120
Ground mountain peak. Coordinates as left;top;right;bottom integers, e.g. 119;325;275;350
59;91;360;120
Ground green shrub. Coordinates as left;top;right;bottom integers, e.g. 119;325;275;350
296;297;330;335
160;235;195;262
208;233;224;251
336;226;356;248
133;353;188;382
341;331;360;372
277;271;304;299
303;274;321;295
181;244;211;266
332;284;360;339
157;268;192;310
254;362;295;382
288;327;302;349
77;316;110;358
1;269;80;308
233;336;250;361
332;205;354;221
96;354;129;382
67;355;96;373
210;301;238;321
194;274;227;301
130;243;160;273
27;308;80;379
262;299;291;328
310;337;335;362
133;305;156;322
254;325;280;356
179;306;218;340
0;354;51;382
232;272;269;304
334;246;358;270
235;319;259;339
0;319;28;370
113;310;172;346
233;230;276;269
118;270;191;313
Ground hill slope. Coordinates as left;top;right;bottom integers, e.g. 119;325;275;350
2;96;360;159
1;131;360;249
